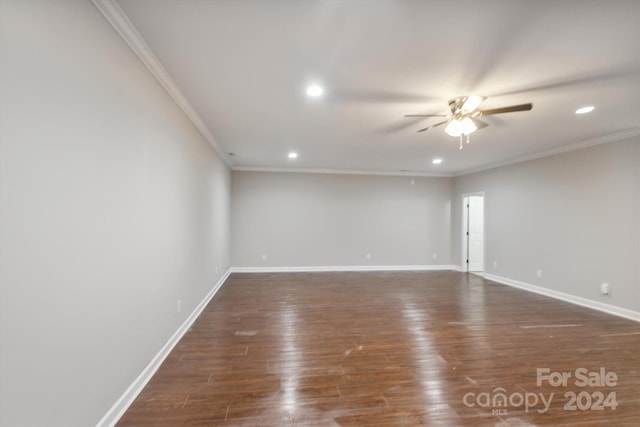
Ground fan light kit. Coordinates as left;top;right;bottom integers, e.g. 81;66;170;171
405;95;533;150
288;152;298;159
445;117;477;137
432;158;443;165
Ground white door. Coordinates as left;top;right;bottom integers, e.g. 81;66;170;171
467;196;484;272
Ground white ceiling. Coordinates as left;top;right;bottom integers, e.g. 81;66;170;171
114;0;640;176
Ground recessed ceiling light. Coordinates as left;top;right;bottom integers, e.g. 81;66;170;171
288;152;298;159
575;106;595;115
306;85;323;97
432;158;443;165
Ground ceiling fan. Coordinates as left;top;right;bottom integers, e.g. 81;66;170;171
405;95;533;149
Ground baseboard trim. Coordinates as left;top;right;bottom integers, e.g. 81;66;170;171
95;267;638;426
95;269;232;427
484;273;640;323
230;265;456;273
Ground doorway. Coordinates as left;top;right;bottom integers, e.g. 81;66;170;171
462;194;484;273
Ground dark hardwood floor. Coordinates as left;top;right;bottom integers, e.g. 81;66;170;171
117;271;640;426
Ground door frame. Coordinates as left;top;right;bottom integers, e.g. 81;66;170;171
461;191;485;273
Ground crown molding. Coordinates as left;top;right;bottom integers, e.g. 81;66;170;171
456;128;640;177
89;0;640;179
227;126;640;179
232;166;454;178
91;0;232;168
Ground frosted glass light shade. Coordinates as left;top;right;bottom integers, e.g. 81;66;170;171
445;118;477;137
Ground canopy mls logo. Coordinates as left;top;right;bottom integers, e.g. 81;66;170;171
463;387;553;415
462;367;619;415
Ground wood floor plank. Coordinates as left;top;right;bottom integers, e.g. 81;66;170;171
117;271;640;426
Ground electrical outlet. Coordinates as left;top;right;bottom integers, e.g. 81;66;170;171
262;254;267;261
433;253;438;260
493;261;498;269
366;253;372;260
600;283;610;295
177;299;182;313
537;270;542;278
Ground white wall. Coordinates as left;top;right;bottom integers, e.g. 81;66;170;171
231;171;452;268
1;2;637;426
0;1;231;426
452;137;640;312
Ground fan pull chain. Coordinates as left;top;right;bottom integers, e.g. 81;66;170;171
458;133;473;150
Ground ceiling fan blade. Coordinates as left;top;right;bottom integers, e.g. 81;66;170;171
333;88;442;103
491;68;638;97
479;103;533;116
404;114;447;118
461;95;486;112
417;120;449;133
